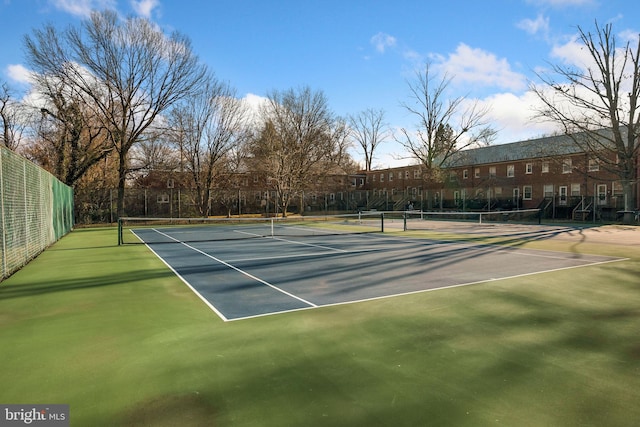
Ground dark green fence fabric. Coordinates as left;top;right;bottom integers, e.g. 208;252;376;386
1;145;74;280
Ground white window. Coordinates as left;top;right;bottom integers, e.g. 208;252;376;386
562;158;572;174
380;173;384;182
507;165;515;177
588;158;600;171
389;173;393;182
414;169;421;179
613;182;623;196
542;161;549;173
449;171;457;182
544;184;554;198
571;184;581;196
463;169;469;179
523;185;532;200
526;163;533;174
489;166;496;177
475;168;480;178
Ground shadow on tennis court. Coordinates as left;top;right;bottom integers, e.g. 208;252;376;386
140;231;625;321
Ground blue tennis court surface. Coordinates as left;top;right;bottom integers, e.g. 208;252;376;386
133;228;625;321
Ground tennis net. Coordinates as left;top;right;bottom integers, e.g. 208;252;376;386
382;208;542;232
118;212;384;245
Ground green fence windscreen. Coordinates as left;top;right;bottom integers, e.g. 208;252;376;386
1;145;74;280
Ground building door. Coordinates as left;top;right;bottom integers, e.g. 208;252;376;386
597;184;608;206
512;188;520;209
559;186;568;206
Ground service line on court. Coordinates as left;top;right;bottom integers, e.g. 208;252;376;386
234;229;349;253
150;228;318;308
228;251;345;263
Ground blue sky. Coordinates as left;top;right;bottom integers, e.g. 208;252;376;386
1;0;639;167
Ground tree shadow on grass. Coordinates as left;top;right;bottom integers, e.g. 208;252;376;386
0;267;175;300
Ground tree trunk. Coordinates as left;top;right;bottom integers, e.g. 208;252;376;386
116;150;127;219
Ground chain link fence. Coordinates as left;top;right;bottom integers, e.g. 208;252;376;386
1;145;74;280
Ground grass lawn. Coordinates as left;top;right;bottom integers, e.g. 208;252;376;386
0;226;639;426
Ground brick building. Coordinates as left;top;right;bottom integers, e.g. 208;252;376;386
363;131;639;221
119;129;637;221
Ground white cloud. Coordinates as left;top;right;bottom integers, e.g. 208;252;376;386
241;93;269;125
402;48;423;65
370;32;397;54
6;64;33;85
619;28;640;44
131;0;160;19
478;91;561;143
550;35;596;69
243;93;267;110
517;14;550;36
48;0;117;17
435;43;528;92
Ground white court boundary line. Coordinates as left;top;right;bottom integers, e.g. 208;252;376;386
145;228;318;313
132;228;628;322
227;256;629;322
131;229;231;321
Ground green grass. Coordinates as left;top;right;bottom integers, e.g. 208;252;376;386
1;227;639;426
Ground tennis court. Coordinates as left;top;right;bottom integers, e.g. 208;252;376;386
126;216;625;321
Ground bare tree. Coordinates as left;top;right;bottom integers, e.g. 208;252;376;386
169;78;249;217
251;87;343;216
33;79;111;187
532;22;639;216
348;108;388;171
0;83;26;151
396;63;497;182
24;10;207;217
132;136;179;174
326;117;357;172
